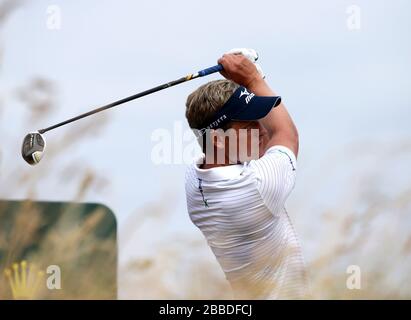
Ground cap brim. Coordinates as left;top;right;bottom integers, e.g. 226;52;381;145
231;96;281;121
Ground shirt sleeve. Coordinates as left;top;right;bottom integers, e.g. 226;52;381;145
248;145;297;215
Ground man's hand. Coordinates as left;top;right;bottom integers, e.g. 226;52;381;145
225;48;265;79
217;54;263;88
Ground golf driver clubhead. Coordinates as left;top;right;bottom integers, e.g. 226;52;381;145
22;132;46;165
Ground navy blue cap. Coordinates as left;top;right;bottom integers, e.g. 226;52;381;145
197;86;281;136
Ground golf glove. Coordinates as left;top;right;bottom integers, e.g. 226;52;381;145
226;48;265;79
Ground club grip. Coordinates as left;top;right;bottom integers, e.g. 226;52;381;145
198;64;223;77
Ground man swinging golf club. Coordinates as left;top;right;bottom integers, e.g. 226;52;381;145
20;45;308;299
185;49;309;299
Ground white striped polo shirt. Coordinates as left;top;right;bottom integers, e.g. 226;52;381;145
185;145;309;299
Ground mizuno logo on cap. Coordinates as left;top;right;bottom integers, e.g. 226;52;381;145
239;88;255;104
239;88;250;98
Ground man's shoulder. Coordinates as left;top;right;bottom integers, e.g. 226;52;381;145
249;145;297;173
243;145;298;212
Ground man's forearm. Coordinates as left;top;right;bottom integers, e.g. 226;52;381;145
247;78;299;157
247;78;277;137
247;78;276;96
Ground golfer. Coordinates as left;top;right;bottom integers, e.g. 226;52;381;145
184;50;309;299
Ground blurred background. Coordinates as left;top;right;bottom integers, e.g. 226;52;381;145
0;0;410;299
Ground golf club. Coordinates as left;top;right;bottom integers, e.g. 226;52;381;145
22;64;223;165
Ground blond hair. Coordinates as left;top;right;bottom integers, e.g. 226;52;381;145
185;79;239;129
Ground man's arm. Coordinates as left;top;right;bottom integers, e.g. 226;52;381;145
218;54;299;158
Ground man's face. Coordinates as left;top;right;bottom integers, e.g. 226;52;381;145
224;120;268;163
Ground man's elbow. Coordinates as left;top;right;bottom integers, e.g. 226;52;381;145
275;129;299;158
286;125;299;158
293;129;299;158
267;125;299;158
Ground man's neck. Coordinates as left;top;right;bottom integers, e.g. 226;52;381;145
201;163;229;169
200;148;242;169
200;158;241;170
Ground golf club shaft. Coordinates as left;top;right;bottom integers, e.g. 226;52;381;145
38;64;223;134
